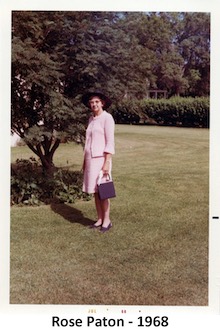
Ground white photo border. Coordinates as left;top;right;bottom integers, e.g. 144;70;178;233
1;0;220;329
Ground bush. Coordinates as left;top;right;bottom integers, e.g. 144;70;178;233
111;100;141;124
111;97;209;127
11;158;90;206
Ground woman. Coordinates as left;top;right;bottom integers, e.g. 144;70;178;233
82;91;115;233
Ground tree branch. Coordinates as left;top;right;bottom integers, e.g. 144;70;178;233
26;142;40;157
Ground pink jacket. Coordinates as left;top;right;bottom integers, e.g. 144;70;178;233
84;111;115;158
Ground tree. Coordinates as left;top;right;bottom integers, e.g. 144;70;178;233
12;12;88;173
11;10;153;174
59;11;149;100
122;11;210;97
118;12;189;96
175;12;210;96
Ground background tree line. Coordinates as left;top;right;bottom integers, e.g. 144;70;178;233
11;11;210;172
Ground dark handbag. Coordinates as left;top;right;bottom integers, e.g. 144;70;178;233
97;171;116;200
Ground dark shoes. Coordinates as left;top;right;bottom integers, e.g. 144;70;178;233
89;222;112;233
89;223;102;229
100;222;112;233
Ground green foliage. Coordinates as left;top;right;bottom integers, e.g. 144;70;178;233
11;158;90;205
176;12;210;96
111;97;209;127
12;12;88;171
11;11;210;170
142;97;209;127
111;100;142;124
12;11;210;105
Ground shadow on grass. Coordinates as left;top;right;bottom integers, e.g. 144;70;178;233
50;202;94;227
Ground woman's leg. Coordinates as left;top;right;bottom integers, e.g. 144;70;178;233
100;198;111;228
94;193;103;226
94;193;111;228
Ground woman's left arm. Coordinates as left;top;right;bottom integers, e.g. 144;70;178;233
104;114;115;155
102;114;115;174
102;153;112;174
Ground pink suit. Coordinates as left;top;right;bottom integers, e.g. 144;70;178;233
83;111;115;194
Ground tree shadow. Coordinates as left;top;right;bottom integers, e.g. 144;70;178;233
50;202;94;227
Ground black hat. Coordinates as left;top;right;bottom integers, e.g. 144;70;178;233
81;91;112;109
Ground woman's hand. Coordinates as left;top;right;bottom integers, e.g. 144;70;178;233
102;159;110;175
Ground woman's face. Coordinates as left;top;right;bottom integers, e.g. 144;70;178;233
89;96;104;115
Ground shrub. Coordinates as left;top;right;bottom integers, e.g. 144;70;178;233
111;100;141;124
141;97;209;127
11;158;90;206
111;97;209;127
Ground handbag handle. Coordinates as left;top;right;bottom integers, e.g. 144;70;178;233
97;170;112;186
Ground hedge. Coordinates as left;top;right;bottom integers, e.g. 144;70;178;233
111;97;209;128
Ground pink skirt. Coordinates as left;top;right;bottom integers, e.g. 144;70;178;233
83;156;105;194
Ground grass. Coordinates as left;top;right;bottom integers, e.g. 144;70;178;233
10;125;209;305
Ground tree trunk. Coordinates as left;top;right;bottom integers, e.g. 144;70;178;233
26;137;61;175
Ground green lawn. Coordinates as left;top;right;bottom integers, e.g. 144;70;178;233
10;125;209;305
